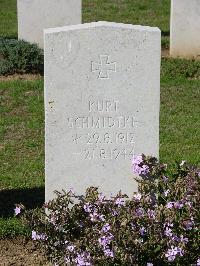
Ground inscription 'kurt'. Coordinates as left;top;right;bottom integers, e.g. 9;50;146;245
89;100;119;112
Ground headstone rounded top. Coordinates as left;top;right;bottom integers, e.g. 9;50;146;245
44;21;161;35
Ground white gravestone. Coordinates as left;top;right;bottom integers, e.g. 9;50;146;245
170;0;200;59
17;0;82;48
44;22;161;202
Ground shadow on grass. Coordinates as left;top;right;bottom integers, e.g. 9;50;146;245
0;187;44;218
162;31;170;37
0;35;18;40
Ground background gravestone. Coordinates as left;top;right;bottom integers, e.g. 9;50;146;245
17;0;82;48
44;21;161;202
170;0;200;59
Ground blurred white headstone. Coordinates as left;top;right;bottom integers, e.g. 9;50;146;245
17;0;82;48
170;0;200;59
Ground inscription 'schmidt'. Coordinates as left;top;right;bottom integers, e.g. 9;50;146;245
67;116;137;129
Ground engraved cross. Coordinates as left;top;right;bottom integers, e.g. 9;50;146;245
91;55;117;79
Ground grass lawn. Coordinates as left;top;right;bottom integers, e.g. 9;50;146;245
0;0;17;39
0;0;170;46
0;61;200;236
0;0;200;237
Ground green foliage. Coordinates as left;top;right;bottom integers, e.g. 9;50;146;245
0;0;17;38
0;0;170;39
0;58;199;238
83;0;170;33
0;217;30;238
0;79;44;190
0;38;43;75
161;37;169;49
161;58;200;80
20;156;200;265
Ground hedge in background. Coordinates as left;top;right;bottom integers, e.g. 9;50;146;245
0;38;43;75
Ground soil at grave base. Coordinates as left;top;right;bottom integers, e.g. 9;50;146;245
0;74;42;81
0;237;50;266
162;48;169;58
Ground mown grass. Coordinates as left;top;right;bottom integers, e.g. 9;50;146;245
83;0;170;32
160;59;200;164
0;59;200;238
0;79;44;237
0;0;170;46
0;79;44;189
0;61;199;191
0;0;17;39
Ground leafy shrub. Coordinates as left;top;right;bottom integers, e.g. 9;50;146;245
0;38;43;75
16;155;200;265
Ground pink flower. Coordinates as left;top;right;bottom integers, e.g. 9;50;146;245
164;189;170;197
102;223;111;233
75;252;91;266
165;222;173;228
165;246;184;262
132;155;149;176
32;230;47;241
147;209;155;219
104;248;114;258
141;165;150;175
164;227;173;237
174;201;184;209
32;230;37;240
184;219;194;230
98;193;105;202
111;210;119;216
98;233;114;247
132;162;149;176
132;155;143;165
14;206;21;216
89;211;99;222
179;235;188;243
67;245;75;252
115;197;125;207
135;207;144;217
83;203;93;213
166;202;174;209
133;193;142;201
139;227;146;236
99;214;105;221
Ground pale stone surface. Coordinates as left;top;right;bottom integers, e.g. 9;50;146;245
44;21;161;202
17;0;82;48
170;0;200;59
